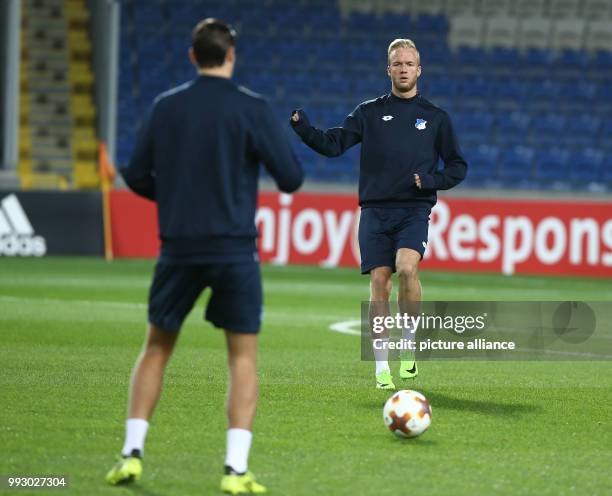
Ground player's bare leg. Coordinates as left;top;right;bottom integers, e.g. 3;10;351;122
127;324;180;420
396;248;421;378
369;266;395;389
107;324;179;485
225;331;258;431
220;332;266;494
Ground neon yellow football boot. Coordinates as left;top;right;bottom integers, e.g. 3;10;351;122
106;451;143;485
220;470;267;494
375;369;396;390
399;359;418;379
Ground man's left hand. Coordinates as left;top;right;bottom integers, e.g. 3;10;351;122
414;174;421;189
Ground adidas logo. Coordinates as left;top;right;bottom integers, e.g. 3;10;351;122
0;194;46;256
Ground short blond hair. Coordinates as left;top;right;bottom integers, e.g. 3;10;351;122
387;38;420;65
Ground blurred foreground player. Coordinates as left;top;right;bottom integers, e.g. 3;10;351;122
291;39;466;390
106;19;303;494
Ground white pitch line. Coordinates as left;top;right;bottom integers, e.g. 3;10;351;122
329;320;362;336
0;295;146;309
0;295;354;323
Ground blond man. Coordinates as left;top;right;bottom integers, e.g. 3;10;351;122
291;39;467;389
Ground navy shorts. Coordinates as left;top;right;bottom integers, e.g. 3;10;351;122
358;207;431;274
148;260;263;333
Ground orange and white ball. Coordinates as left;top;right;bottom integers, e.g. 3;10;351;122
383;390;432;438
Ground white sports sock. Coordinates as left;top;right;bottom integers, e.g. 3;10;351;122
121;418;149;457
375;360;390;375
373;338;389;374
401;321;416;358
225;428;252;474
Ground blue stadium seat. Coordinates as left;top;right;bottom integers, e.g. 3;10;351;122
534;147;570;187
573;81;597;104
166;34;191;60
600;118;612;149
451;47;486;67
489;78;528;110
345;12;374;31
589;86;612;118
424;42;451;64
592;50;612;69
280;73;316;99
602;157;612;184
412;14;448;35
309;10;341;36
310;40;347;68
293;142;321;172
568;148;604;182
523;48;555;67
557;49;590;70
348;41;385;68
564;115;600;147
244;72;279;99
453;111;494;147
273;7;309;25
116;134;135;165
460;78;493;108
530;114;566;146
498;145;535;185
526;80;562;111
132;3;164;28
463;144;500;183
495;111;530;146
166;3;197;30
486;47;520;70
426;78;460;99
275;40;312;67
315;73;351;101
380;13;411;31
331;146;360;182
354;74;388;99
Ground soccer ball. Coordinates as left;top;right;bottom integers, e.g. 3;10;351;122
383;390;432;438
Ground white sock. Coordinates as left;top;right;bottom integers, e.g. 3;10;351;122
373;338;390;374
225;428;252;474
375;360;390;375
401;321;416;359
121;419;149;457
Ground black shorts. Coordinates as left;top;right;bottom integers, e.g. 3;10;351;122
148;260;262;333
358;207;431;274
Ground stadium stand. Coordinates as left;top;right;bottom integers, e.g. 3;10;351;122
114;0;612;192
19;0;98;189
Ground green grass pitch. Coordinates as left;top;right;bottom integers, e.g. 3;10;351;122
1;258;611;495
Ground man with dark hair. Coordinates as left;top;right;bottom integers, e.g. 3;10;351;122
106;18;303;494
291;39;467;390
192;18;237;67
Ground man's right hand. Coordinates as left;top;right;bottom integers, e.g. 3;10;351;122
291;110;300;123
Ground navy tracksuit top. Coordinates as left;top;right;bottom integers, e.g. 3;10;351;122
291;93;468;208
120;75;304;261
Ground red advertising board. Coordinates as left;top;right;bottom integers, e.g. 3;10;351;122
110;190;158;257
110;190;612;277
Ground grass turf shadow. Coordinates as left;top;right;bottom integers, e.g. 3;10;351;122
365;390;536;417
420;390;537;417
